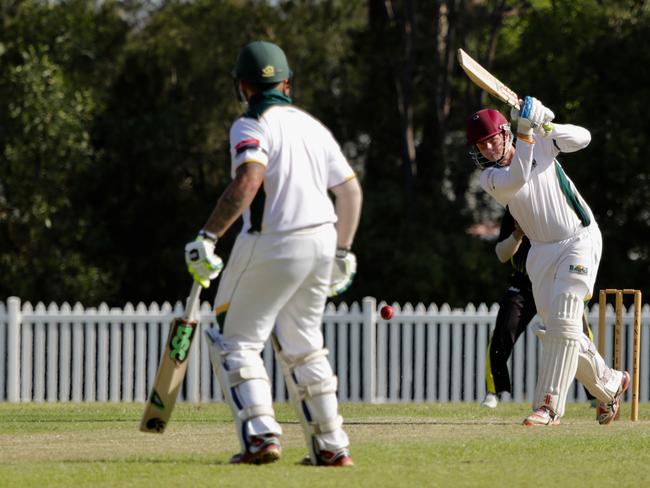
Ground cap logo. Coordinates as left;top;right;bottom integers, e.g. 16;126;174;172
261;65;275;78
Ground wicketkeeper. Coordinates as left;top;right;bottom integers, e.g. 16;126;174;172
184;41;362;464
467;98;629;425
481;208;537;408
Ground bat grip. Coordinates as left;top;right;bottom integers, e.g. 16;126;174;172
185;281;202;321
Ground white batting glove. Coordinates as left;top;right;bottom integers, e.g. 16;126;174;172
184;231;223;288
510;96;554;136
328;249;357;297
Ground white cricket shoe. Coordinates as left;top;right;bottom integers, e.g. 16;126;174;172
481;393;498;409
522;406;560;426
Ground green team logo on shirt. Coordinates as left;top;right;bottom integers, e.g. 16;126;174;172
569;264;588;275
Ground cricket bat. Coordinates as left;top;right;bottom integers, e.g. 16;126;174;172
457;48;553;132
140;281;202;433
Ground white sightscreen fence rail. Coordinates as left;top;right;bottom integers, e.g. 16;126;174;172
1;297;648;403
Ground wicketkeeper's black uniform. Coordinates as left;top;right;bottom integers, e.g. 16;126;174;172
485;208;536;396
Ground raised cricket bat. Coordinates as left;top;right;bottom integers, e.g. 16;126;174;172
457;48;553;131
457;48;520;108
140;281;202;433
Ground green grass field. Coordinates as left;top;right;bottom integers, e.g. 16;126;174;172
1;402;649;487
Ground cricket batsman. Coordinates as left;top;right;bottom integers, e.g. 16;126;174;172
184;41;361;464
466;97;629;425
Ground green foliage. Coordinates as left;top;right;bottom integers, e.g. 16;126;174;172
500;0;650;300
0;0;131;304
0;0;648;305
0;46;110;302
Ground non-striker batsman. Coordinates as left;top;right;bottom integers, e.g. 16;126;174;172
184;41;362;465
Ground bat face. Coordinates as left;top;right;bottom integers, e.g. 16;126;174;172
140;281;202;434
139;316;199;434
169;318;198;364
457;48;554;134
491;80;519;109
457;49;520;109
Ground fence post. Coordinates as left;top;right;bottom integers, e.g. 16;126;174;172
362;297;376;403
7;296;21;402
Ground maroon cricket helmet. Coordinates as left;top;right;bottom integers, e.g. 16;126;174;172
466;109;509;145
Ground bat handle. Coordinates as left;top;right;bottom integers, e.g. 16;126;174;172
185;281;202;321
542;122;554;135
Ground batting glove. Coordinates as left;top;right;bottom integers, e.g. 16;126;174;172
510;96;554;136
328;249;357;297
184;231;223;288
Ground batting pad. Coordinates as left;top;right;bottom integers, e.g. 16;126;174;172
533;293;583;416
535;327;620;404
204;327;281;452
547;292;584;340
271;335;348;464
575;339;622;403
533;334;580;416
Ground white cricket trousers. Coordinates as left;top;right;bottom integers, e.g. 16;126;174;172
215;223;336;352
214;223;349;450
526;223;602;323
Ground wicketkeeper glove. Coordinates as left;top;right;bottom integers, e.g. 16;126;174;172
328;249;357;297
184;230;224;288
510;96;554;136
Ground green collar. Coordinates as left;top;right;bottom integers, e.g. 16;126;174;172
244;89;292;119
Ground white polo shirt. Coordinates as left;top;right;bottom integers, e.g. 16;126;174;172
229;105;355;234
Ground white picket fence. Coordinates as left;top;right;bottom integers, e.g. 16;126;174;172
1;296;648;404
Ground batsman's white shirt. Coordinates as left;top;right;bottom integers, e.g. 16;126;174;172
480;124;601;321
229;106;355;233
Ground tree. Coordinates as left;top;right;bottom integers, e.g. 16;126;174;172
0;0;130;303
500;0;650;299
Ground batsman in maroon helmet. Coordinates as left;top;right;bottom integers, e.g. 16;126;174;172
467;99;629;426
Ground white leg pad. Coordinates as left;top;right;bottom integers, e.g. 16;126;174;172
272;336;348;465
575;337;621;403
533;293;582;416
204;328;281;452
535;320;621;403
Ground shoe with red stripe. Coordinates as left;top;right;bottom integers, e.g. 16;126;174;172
300;447;354;467
523;406;560;426
229;434;281;465
597;371;630;425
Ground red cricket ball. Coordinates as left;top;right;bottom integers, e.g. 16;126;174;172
380;305;394;320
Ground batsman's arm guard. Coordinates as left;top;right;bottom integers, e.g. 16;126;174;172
271;334;343;465
204;327;280;452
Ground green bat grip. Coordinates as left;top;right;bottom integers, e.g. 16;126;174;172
542;122;554;134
